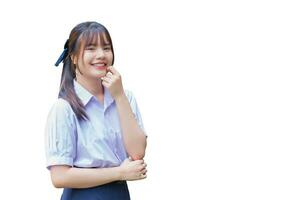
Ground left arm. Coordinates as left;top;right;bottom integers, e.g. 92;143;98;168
101;66;147;160
115;93;147;160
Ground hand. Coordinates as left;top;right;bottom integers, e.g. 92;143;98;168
118;157;148;181
100;66;125;100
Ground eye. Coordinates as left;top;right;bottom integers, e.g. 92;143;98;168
103;46;111;51
85;46;96;50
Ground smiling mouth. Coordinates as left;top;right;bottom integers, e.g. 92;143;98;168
92;63;107;70
92;63;106;66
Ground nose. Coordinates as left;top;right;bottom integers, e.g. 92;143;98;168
95;48;105;59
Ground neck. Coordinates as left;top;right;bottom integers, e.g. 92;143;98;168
75;75;104;97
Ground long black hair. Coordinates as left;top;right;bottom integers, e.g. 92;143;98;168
57;21;115;121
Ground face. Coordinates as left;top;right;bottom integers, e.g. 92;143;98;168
73;35;113;79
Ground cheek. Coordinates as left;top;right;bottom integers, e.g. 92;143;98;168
82;53;93;64
107;52;114;64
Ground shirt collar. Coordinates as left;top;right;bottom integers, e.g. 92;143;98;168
73;79;114;108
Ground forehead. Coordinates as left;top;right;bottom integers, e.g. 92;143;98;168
80;31;110;47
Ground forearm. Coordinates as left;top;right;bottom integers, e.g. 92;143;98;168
51;166;121;189
115;93;147;160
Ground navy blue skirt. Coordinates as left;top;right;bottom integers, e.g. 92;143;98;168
60;181;130;200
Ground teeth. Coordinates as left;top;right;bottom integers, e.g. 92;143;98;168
92;63;105;66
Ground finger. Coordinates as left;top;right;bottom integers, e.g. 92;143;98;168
101;76;111;83
137;159;144;164
107;66;119;75
101;79;111;86
135;161;144;166
106;72;113;78
136;174;147;180
102;80;109;88
132;159;143;164
139;165;145;171
140;174;147;179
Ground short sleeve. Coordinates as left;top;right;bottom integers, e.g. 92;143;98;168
125;90;147;137
44;99;77;170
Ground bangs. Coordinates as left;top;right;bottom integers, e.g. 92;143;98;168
80;30;111;50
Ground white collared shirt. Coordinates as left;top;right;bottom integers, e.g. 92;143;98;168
45;80;146;169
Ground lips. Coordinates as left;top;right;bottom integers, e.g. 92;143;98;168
92;62;107;70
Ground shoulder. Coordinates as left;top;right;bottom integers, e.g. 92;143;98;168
50;98;72;111
47;98;75;119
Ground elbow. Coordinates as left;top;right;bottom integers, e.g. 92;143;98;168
52;182;63;189
51;174;67;188
50;165;70;188
128;135;147;160
132;154;145;161
130;151;146;160
51;177;64;188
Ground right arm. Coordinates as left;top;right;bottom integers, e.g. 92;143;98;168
50;165;120;188
50;158;147;189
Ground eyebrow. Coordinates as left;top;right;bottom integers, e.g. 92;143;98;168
86;43;111;47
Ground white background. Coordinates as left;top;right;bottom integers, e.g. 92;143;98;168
0;0;299;199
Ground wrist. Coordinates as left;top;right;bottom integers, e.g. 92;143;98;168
115;166;124;181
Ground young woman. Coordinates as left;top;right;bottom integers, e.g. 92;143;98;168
45;21;148;200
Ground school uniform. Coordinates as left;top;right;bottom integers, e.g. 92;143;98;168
45;80;146;200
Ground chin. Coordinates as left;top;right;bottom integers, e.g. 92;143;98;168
94;70;106;76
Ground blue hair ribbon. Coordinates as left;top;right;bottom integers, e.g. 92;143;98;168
54;39;69;67
54;48;68;66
